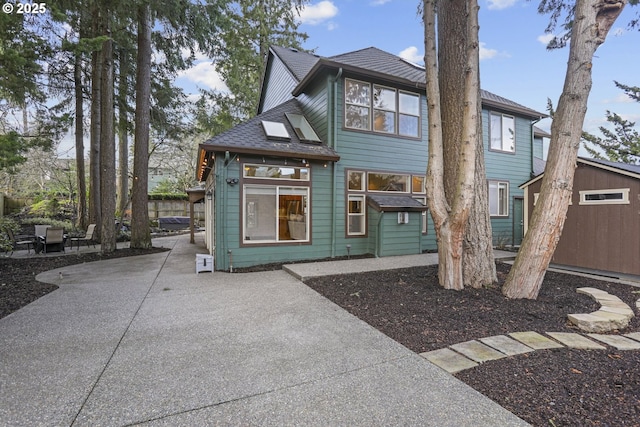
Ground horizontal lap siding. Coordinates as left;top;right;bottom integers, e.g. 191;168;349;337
484;112;533;246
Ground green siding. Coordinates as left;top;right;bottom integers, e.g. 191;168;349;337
368;210;423;257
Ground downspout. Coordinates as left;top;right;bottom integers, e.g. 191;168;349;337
531;117;542;177
221;151;230;271
330;67;343;258
375;211;383;258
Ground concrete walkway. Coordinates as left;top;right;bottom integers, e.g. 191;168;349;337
0;234;528;426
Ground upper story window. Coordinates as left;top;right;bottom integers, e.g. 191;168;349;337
490;112;515;153
345;78;420;138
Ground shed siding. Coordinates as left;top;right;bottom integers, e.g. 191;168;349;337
527;163;640;276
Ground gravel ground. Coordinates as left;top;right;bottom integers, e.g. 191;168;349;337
2;252;639;426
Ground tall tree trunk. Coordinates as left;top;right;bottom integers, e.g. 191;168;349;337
130;3;152;249
438;0;495;289
89;3;102;239
503;0;626;299
74;53;87;230
424;0;480;290
117;51;129;219
99;17;117;253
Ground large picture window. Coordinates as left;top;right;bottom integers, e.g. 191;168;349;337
489;180;509;217
490;112;515;153
244;185;309;243
344;78;420;137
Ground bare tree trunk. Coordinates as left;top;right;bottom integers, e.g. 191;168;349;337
89;4;102;240
130;3;152;249
99;18;117;253
74;53;87;230
424;0;480;290
438;0;495;288
117;51;129;219
503;0;626;299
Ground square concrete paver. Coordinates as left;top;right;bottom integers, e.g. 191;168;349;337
546;332;606;350
479;335;534;356
509;331;564;350
587;334;640;350
450;340;507;363
420;348;478;373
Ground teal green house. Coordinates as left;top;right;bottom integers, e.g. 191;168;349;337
197;46;546;271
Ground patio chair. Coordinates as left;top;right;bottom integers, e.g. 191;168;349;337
70;224;96;250
34;224;51;237
6;228;34;256
39;227;65;254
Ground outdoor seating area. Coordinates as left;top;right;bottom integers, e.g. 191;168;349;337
2;224;100;257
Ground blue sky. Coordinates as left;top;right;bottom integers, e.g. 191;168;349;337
175;0;640;158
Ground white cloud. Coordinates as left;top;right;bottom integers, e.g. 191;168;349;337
370;0;392;5
399;46;423;64
537;33;555;46
479;42;498;61
177;61;229;93
486;0;517;10
297;1;338;26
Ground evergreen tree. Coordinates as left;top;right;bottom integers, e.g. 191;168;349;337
583;82;640;164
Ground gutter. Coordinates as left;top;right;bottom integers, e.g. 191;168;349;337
330;67;342;258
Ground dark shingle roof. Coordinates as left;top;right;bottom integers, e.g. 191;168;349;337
579;157;640;175
269;46;320;82
271;45;546;119
367;195;428;212
200;98;339;162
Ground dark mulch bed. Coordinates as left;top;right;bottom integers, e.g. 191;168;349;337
305;263;640;426
0;247;167;319
2;251;640;425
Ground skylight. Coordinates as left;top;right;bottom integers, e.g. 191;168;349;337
261;120;291;141
285;113;321;143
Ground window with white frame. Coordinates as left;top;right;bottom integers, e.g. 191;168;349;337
579;188;630;205
348;195;366;235
345;78;420;137
489;180;509;217
490;112;515;153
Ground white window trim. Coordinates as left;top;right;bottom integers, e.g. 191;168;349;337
489;112;516;153
347;194;366;236
489;180;509;217
579;188;630;205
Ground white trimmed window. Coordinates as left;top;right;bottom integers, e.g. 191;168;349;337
490;112;515;153
348;195;366;235
579;188;630;205
489;180;509;217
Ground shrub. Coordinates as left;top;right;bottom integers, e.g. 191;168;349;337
0;217;20;253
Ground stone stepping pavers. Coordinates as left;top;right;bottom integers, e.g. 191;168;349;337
568;287;635;333
420;331;640;373
508;331;564;350
587;334;640;350
545;332;606;349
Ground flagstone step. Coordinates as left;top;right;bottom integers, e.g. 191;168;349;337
567;287;635;333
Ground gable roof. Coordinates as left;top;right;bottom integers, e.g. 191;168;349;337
520;156;640;189
270;45;547;120
198;98;339;181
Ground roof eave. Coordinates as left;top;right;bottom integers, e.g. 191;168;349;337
199;143;341;162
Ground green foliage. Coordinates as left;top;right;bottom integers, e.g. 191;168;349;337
28;199;62;218
20;217;73;231
0;217;20;253
148;193;188;201
582;82;640;164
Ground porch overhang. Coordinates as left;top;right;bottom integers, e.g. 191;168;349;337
367;195;428;212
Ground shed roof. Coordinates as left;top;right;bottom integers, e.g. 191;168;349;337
367;195;428;212
520;156;640;189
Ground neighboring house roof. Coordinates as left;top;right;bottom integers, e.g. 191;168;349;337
270;45;547;120
367;195;428;212
520;156;640;189
534;126;551;138
199;98;339;180
533;157;547;176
